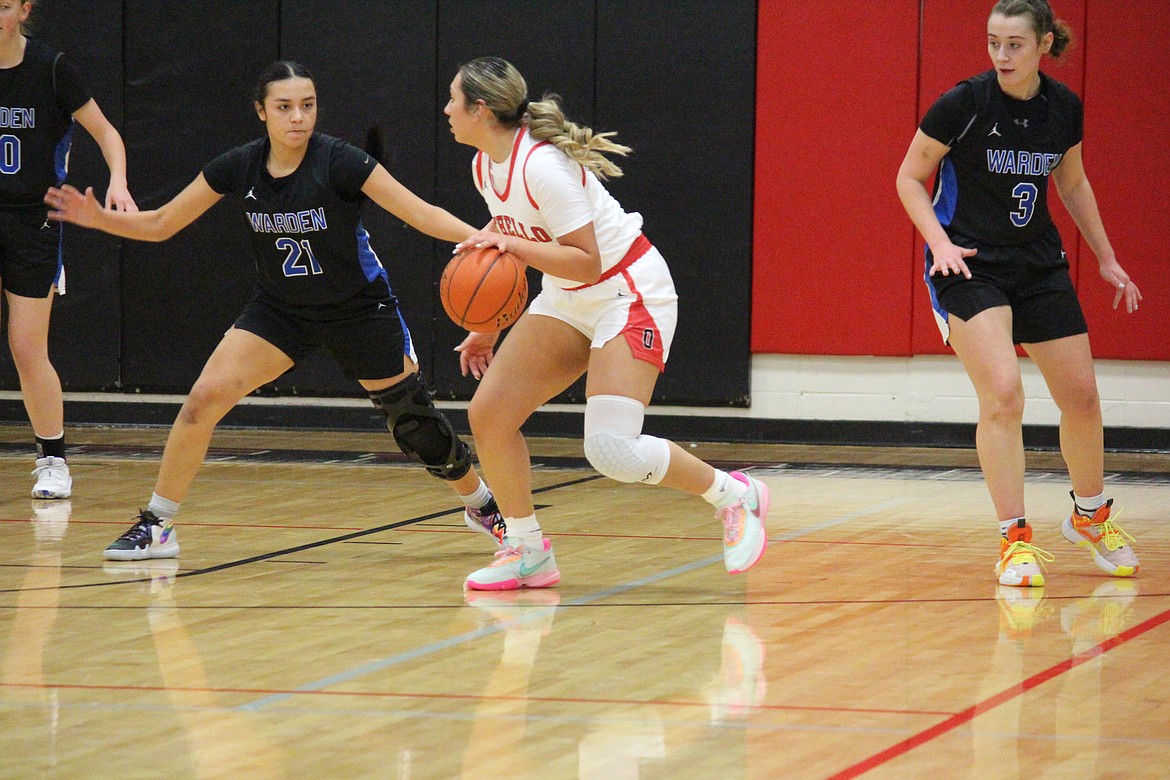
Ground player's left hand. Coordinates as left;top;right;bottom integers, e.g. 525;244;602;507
1099;260;1142;313
456;331;499;380
44;184;104;228
105;183;138;212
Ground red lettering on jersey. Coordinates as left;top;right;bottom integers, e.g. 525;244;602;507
492;215;553;243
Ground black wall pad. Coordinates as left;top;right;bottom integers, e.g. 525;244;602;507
119;1;280;391
0;0;124;391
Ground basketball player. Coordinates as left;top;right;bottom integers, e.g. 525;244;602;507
444;57;770;591
895;0;1142;587
44;61;506;560
1;0;136;499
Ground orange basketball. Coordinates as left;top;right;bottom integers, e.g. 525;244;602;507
439;246;528;332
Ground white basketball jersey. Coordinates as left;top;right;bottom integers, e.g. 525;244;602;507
472;128;644;290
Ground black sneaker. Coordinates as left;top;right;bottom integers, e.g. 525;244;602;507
103;510;180;561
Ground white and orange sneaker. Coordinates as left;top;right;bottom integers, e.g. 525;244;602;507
465;537;559;591
719;472;769;574
1061;497;1138;577
996;520;1053;587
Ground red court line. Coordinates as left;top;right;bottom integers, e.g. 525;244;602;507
0;680;954;717
826;605;1170;779
0;517;365;531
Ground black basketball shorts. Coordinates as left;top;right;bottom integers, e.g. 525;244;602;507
0;204;64;297
233;287;412;380
926;232;1088;345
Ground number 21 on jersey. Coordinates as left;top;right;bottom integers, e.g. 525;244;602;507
277;237;322;276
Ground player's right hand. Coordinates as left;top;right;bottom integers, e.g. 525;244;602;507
927;240;976;279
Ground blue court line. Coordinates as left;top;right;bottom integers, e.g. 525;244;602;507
235;498;907;711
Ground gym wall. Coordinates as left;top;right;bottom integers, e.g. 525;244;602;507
753;0;1169;361
0;0;754;407
3;1;1165;428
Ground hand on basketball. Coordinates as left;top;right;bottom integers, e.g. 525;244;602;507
44;184;104;228
455;229;511;255
927;240;976;279
1099;259;1142;313
455;331;499;380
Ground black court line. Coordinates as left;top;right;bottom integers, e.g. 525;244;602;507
0;440;759;473
0;474;603;595
3;440;1167;484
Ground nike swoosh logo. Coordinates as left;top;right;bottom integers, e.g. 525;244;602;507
519;557;549;577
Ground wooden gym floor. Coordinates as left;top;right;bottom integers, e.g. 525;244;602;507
1;423;1168;779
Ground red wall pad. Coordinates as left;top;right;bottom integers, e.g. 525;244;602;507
1077;0;1170;360
752;0;919;356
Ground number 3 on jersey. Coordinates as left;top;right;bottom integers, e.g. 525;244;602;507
1010;182;1037;228
277;237;322;276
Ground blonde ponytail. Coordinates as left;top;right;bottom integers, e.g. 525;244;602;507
458;57;633;180
525;93;631;180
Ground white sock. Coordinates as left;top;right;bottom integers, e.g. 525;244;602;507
460;478;493;510
1073;491;1106;516
702;470;747;510
148;493;181;519
999;517;1026;538
505;513;542;546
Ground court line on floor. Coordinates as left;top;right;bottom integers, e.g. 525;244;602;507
0;679;953;718
0;475;603;595
233;497;907;711
825;604;1170;779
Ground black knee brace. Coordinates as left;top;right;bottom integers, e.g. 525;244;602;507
369;373;472;481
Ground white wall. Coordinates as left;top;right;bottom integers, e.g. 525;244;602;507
15;355;1168;430
639;355;1170;429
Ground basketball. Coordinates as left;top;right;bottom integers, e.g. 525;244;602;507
440;246;528;332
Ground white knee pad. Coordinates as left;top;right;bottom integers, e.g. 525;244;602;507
583;394;671;485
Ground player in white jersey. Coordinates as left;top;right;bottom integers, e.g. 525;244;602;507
444;57;770;591
896;0;1142;587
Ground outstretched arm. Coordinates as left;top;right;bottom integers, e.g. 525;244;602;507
1053;143;1142;313
361;164;476;243
896;129;976;279
71;99;137;212
45;173;222;242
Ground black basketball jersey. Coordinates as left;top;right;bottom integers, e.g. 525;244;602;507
202;133;386;307
0;38;90;206
920;70;1083;246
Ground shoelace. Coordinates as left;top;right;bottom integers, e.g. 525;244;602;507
718;504;744;544
491;543;524;565
115;518;155;544
1094;511;1136;552
31;462;65;479
1002;540;1055;571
